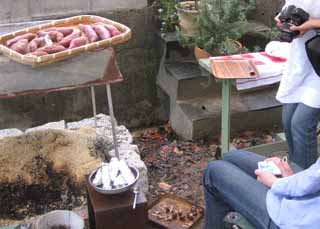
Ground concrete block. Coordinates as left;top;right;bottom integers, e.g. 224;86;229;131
170;94;282;140
157;62;218;101
29;0;90;19
91;0;147;11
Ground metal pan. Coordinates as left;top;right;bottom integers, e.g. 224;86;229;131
88;165;139;195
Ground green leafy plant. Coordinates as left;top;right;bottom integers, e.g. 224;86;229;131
178;0;256;55
156;0;179;33
269;26;281;41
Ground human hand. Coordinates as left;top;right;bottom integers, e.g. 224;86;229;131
265;157;293;177
274;15;282;28
290;19;317;36
255;169;278;188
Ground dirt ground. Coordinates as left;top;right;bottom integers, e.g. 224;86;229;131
132;124;280;228
0;124;279;228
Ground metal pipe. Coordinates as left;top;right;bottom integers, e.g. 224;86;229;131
106;84;120;159
90;86;97;128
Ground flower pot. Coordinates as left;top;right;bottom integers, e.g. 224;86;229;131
194;46;211;61
194;40;244;61
176;1;200;37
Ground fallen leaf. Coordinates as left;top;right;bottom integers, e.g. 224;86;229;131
150;132;162;140
173;146;183;155
158;182;172;191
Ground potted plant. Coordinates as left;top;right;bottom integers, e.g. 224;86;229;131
156;0;180;34
178;0;256;60
175;0;200;37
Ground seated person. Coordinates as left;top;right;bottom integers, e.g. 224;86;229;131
203;150;320;229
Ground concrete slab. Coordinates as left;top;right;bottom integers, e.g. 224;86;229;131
0;49;115;97
171;95;282;140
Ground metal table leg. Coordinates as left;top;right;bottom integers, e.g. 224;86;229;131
106;84;120;159
221;79;231;155
90;86;97;128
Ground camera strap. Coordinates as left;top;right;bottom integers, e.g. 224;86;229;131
306;33;320;77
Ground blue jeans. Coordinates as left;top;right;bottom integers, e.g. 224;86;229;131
282;103;320;169
203;150;303;229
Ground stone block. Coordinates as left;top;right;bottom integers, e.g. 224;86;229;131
25;120;66;133
67;114;133;146
0;128;23;140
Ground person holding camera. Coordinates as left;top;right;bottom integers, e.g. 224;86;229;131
203;150;320;228
275;0;320;169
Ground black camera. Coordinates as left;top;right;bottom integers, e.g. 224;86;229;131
279;5;309;42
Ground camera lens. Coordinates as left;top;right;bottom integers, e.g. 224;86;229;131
280;32;294;42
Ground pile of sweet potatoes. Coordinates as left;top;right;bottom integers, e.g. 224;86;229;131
5;23;122;57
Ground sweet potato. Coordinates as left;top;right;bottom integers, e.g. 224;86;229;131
44;27;74;36
69;36;88;49
10;39;29;54
96;22;122;37
30;50;48;57
104;24;122;37
38;44;66;54
92;24;111;40
28;37;45;52
6;33;36;47
38;31;64;42
58;31;81;48
79;24;99;43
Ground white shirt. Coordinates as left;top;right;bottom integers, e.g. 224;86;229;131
276;0;320;108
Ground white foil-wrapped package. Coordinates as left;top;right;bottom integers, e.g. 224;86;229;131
109;158;120;182
118;159;135;184
92;167;103;186
101;163;112;190
113;174;128;188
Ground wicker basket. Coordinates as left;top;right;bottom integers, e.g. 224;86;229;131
0;15;132;67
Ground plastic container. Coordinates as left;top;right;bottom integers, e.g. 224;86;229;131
34;210;84;229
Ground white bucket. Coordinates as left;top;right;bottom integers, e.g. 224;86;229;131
34;210;84;229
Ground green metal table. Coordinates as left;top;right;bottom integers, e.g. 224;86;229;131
199;58;233;155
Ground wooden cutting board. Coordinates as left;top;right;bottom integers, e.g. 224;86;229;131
210;58;259;79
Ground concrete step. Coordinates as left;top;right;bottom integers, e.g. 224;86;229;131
170;87;282;140
157;61;219;101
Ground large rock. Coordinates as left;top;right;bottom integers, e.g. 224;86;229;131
25;120;66;133
0;114;148;192
0;128;23;140
0;128;102;185
67;113;133;146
